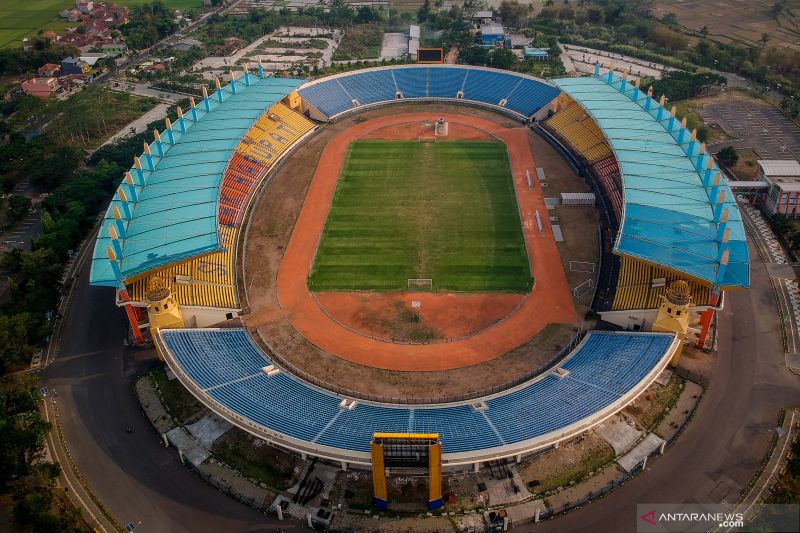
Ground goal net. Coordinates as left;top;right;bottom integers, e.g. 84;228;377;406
408;278;433;291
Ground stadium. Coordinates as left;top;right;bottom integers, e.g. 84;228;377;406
88;63;749;506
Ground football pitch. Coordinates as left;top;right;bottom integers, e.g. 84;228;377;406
308;140;532;292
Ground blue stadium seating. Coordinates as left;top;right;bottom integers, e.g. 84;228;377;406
297;79;353;117
338;70;397;105
297;66;561;120
161;329;674;456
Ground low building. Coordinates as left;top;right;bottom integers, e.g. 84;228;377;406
524;46;550;60
172;38;202;52
21;77;61;99
472;9;494;24
76;0;94;14
61;57;92;75
409;24;420;55
101;43;126;56
760;160;800;218
480;23;506;47
38;63;61;77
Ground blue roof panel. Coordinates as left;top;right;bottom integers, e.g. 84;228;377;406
552;75;749;288
90;76;303;286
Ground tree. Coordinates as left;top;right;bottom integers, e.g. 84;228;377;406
649;24;688;51
716;146;739;168
499;0;529;29
490;47;517;69
659;12;679;27
0;314;36;374
0;380;51;485
459;46;490;66
7;196;32;226
417;0;431;22
770;0;787;18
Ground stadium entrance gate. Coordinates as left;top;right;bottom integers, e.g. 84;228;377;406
371;433;443;510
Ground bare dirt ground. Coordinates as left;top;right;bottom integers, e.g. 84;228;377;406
241;104;588;399
653;0;800;51
517;431;616;496
528;134;600;321
359;120;494;141
315;292;525;343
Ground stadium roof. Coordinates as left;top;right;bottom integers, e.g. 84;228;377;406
90;75;304;287
552;74;749;289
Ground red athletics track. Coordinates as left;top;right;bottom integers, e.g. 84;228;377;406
274;113;577;371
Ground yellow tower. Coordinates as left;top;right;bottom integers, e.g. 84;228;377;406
284;90;303;111
652;280;692;366
145;276;185;344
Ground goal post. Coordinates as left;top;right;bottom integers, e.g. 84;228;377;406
408;278;433;291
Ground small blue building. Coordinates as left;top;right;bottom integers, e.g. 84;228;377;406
480;23;506;47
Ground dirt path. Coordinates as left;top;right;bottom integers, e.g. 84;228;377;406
260;113;576;371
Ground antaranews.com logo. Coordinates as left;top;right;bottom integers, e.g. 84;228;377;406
636;503;799;532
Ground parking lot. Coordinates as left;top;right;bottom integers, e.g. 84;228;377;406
700;100;800;159
1;209;41;252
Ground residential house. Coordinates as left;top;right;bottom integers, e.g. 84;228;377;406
61;57;92;75
21;78;61;99
37;63;62;77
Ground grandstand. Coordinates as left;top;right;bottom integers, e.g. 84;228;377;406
157;328;679;467
84;63;750;478
541;71;749;347
126;102;315;314
296;65;561;122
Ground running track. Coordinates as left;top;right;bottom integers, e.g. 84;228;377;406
273;113;577;371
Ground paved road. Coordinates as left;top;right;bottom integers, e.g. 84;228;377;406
41;261;303;533
0;207;41;252
40;233;799;532
101;103;172;147
533;237;798;533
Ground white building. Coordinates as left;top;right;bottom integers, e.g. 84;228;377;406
760;160;800;218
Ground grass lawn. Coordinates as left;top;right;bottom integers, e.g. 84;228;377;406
211;428;298;491
11;86;157;149
151;368;204;424
332;24;383;60
0;0;203;49
726;147;760;181
308;140;532;292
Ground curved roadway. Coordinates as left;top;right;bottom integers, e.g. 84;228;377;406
42;236;797;532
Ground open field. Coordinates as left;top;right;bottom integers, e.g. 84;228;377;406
332;24;383;60
0;0;203;49
0;0;73;49
308;140;532;293
10;86;157;148
653;0;800;51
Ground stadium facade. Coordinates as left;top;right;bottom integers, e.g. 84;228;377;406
88;64;748;469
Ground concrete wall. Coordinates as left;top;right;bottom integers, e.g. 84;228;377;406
181;306;238;328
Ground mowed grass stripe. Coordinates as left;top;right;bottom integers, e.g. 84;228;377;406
308;140;532;292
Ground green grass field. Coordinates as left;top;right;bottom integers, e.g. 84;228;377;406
308;140;532;293
0;0;203;49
